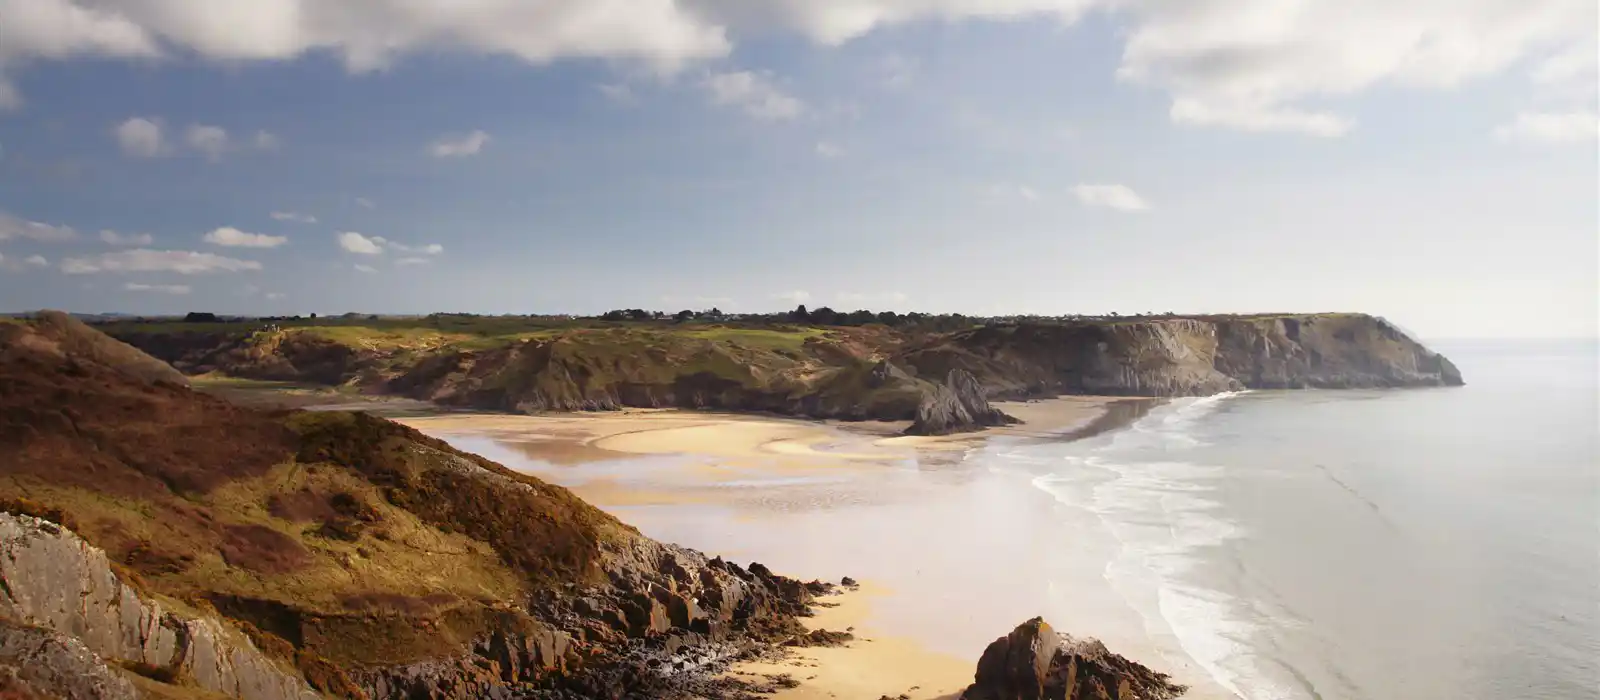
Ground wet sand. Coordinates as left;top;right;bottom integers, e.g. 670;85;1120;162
398;397;1168;698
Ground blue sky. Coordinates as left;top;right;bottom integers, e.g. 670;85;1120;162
0;1;1594;338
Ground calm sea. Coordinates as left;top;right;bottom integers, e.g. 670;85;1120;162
442;339;1599;700
1026;339;1600;699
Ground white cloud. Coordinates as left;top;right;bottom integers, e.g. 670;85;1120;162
394;256;430;266
24;254;48;267
265;292;286;300
61;249;262;274
0;212;77;242
125;282;191;294
100;230;153;246
0;0;729;108
374;237;444;255
597;83;636;104
3;1;1587;141
186;124;229;160
252;130;280;150
815;141;844;158
203;226;288;248
773;290;812;303
1072;184;1150;212
354;197;376;209
704;70;804;120
1169;99;1350;138
354;263;378;274
270;211;317;224
430;130;490;157
337;231;384;255
691;1;1096;45
1493;111;1600;143
1114;0;1597;137
114;117;164;157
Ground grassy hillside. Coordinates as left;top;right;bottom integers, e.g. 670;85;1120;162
0;314;823;697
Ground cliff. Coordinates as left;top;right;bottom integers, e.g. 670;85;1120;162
0;316;833;699
898;314;1462;398
101;313;1461;432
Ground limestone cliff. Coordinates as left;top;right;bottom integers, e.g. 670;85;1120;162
0;514;320;700
899;314;1461;398
104;313;1462;419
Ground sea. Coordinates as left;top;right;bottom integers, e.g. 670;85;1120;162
1017;339;1600;700
444;339;1599;700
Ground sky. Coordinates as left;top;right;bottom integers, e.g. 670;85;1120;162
0;1;1595;339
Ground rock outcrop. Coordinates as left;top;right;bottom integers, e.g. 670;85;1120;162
907;369;1020;436
106;313;1460;422
0;619;140;700
0;514;321;700
960;618;1186;700
900;314;1461;398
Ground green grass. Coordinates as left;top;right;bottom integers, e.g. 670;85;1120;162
679;326;826;351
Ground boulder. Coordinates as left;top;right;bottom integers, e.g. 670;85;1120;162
960;618;1187;700
0;620;139;700
907;369;1019;436
965;617;1059;700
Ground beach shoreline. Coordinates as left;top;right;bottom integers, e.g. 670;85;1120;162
392;395;1200;697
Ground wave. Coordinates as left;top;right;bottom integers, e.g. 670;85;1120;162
1026;390;1324;700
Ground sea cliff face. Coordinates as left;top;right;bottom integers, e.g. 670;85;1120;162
898;314;1462;398
104;313;1462;433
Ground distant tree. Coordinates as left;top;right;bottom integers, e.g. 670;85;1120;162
183;312;219;323
627;308;651;321
843;309;876;325
309;312;318;320
809;306;839;325
792;304;810;322
601;310;628;321
674;309;694;323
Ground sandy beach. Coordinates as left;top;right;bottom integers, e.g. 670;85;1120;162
398;397;1187;698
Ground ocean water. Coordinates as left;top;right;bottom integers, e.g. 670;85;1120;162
437;340;1599;699
1021;340;1600;699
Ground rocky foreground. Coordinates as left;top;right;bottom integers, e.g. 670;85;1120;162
107;312;1462;435
0;312;1188;699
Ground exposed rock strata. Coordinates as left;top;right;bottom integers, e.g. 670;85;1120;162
0;514;321;700
108;314;1462;420
899;315;1462;398
959;617;1186;700
907;369;1020;435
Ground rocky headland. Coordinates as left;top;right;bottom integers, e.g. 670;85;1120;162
0;314;840;699
103;312;1461;435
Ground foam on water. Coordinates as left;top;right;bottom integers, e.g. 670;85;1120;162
1030;392;1312;700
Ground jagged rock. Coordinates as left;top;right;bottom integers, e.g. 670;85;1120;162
0;514;321;700
907;369;1019;436
0;620;139;700
960;618;1187;700
866;360;911;388
968;617;1059;700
